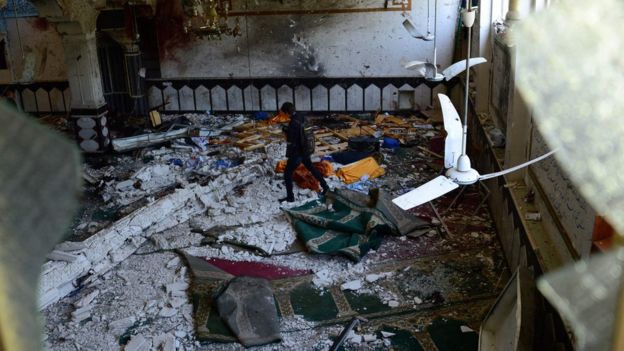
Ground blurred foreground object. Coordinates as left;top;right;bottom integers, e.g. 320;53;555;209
515;0;624;236
0;104;81;350
538;248;624;350
514;1;624;350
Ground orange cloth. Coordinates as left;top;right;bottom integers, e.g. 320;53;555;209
336;157;385;184
275;160;334;191
267;111;291;124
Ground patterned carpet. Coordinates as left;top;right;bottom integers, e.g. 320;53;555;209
182;185;509;350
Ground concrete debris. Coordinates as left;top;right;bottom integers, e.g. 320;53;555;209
313;269;332;287
75;289;99;308
166;257;181;269
40;111;501;350
159;307;178;318
71;304;93;323
461;325;475;333
525;211;542;221
362;334;377;342
39;159;272;309
54;241;87;252
170;298;187;308
153;333;176;351
116;179;135;191
109;316;136;335
125;334;150;351
341;280;363;291
46;250;81;263
346;330;362;343
487;127;506;147
165;282;189;294
112;127;190;152
365;272;393;283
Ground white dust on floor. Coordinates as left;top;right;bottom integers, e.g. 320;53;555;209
44;119;434;350
43;168;399;351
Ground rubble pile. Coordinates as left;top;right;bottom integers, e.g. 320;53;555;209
41;110;485;351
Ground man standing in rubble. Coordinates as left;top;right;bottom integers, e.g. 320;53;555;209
279;102;330;203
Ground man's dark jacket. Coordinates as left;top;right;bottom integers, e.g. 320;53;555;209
285;113;307;157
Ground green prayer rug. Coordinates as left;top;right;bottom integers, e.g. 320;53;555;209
282;189;400;261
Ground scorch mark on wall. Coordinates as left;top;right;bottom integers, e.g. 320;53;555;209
291;34;324;76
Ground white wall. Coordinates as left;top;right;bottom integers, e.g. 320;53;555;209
161;1;461;79
154;0;462;111
0;17;70;114
1;17;67;84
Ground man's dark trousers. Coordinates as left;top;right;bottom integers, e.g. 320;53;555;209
284;155;329;199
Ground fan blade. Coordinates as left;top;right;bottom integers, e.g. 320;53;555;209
442;57;487;81
438;94;463;169
479;149;557;181
402;19;421;38
393;176;459;210
404;61;435;78
404;60;428;70
421;32;435;41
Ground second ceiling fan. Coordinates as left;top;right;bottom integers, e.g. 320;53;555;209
403;0;487;81
394;3;556;210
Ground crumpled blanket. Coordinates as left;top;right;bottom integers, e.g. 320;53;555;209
275;159;334;191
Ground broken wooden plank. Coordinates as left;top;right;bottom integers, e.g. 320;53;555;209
361;126;377;135
243;144;266;152
384;115;408;125
315;132;335;138
313;142;349;156
235;134;262;144
417;146;443;159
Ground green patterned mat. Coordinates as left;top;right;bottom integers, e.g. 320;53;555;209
283;189;430;261
182;249;503;348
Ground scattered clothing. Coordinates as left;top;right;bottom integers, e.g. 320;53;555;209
254;111;270;121
336;157;385;184
267;111;290;124
275;160;333;192
382;137;401;149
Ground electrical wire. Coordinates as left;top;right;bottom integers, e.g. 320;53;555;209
426;0;431;35
12;0;22;59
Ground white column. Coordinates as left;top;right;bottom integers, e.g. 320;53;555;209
60;26;110;152
61;31;106;110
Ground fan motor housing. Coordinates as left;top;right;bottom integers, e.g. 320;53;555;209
446;167;480;185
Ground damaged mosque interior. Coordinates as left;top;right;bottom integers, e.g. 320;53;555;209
2;0;624;350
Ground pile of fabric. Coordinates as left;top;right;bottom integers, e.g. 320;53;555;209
275;160;334;192
283;189;430;261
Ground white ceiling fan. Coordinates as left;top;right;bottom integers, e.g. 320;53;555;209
402;0;435;41
393;5;556;211
403;0;487;81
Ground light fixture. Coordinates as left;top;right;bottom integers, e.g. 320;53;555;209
183;0;242;40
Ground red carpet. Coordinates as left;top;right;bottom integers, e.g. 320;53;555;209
205;258;312;280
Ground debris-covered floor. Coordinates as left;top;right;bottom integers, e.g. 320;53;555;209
41;112;509;351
